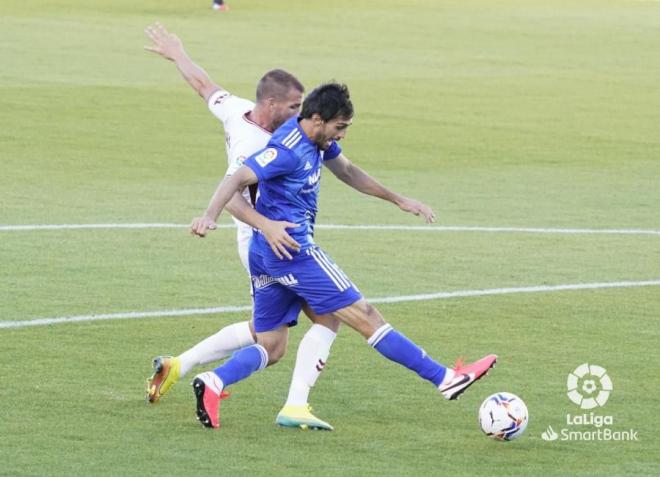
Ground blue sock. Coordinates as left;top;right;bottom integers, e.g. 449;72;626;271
213;344;268;388
368;324;446;386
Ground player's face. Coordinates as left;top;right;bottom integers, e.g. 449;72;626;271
270;89;304;130
316;115;353;150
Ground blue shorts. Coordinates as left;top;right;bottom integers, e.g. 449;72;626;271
248;245;362;333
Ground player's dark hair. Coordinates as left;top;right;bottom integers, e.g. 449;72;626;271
300;83;353;121
256;69;304;102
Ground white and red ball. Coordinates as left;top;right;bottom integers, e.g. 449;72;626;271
478;392;529;441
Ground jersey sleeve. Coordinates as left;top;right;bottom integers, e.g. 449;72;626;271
323;140;342;161
244;147;298;181
207;90;254;124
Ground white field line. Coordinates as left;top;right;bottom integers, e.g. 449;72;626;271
2;279;659;330
1;223;660;235
0;223;188;231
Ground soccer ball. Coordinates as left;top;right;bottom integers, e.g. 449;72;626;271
478;392;529;441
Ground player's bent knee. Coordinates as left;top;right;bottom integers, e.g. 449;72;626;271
262;340;287;365
351;303;386;338
332;300;386;338
364;302;385;326
310;314;341;332
257;333;288;366
267;346;286;365
302;304;341;333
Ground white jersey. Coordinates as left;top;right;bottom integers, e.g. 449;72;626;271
207;89;272;272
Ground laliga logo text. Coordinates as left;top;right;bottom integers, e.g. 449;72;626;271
541;363;639;442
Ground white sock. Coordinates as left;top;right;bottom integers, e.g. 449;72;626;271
285;324;337;407
196;371;224;395
439;368;456;387
178;321;255;377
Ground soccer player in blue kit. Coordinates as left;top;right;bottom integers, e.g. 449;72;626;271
189;82;497;429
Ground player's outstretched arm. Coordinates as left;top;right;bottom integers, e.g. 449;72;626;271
144;22;220;100
226;194;301;260
325;153;436;224
190;166;258;237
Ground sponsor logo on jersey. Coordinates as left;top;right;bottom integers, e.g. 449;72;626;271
251;273;298;289
307;168;321;185
304;161;313;171
277;273;299;287
251;274;276;289
255;148;278;167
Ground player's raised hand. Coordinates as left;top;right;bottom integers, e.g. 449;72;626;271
259;220;301;260
397;197;437;224
144;22;184;61
190;215;218;238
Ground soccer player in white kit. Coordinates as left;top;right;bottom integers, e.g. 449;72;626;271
144;23;339;430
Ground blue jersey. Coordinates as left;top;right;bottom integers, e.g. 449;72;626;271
243;116;341;256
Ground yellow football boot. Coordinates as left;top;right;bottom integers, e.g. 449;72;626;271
146;356;180;403
276;404;333;431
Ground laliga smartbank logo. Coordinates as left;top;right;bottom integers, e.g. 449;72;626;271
566;363;612;409
541;363;639;442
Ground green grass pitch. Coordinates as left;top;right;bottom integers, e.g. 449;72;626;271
1;0;659;475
